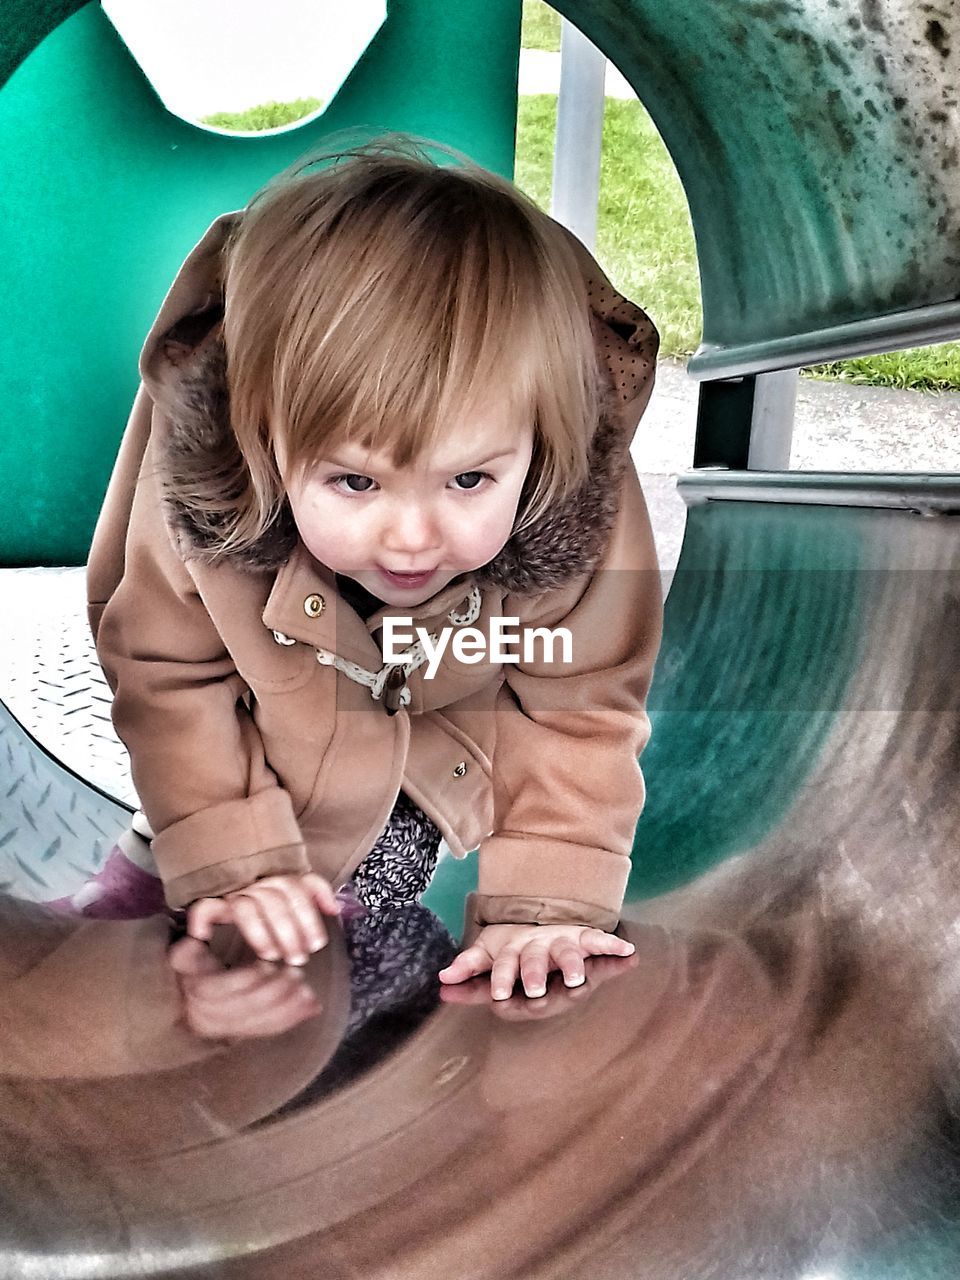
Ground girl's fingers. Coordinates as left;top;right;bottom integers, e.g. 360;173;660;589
182;961;283;1002
227;894;287;962
518;944;552;999
195;969;315;1017
242;984;322;1037
186;967;282;1010
579;929;635;958
244;886;310;964
438;944;493;984
490;950;522;1001
184;875;338;967
493;991;565;1021
168;935;223;977
285;885;330;957
186;897;233;942
267;880;330;962
550;939;587;989
302;873;342;918
187;978;320;1039
436;979;493;1005
238;978;322;1036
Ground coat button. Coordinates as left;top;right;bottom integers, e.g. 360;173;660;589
303;593;325;618
452;761;467;778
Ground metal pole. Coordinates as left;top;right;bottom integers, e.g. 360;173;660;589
747;369;799;470
551;17;606;251
695;369;801;471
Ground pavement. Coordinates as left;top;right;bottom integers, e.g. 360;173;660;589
519;46;637;99
632;361;960;583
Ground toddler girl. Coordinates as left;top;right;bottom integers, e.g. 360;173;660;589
59;134;663;1000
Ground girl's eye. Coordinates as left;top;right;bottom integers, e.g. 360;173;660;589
452;471;491;491
326;471;491;494
329;473;376;494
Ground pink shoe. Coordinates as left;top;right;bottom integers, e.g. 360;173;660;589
45;843;167;920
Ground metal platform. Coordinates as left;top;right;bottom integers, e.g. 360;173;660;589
0;567;134;901
0;567;136;809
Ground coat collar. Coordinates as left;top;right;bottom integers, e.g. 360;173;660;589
140;210;657;600
258;542;481;671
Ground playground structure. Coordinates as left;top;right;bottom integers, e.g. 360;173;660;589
2;0;958;893
2;1;960;1274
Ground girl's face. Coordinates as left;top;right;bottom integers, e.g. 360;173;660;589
281;401;535;607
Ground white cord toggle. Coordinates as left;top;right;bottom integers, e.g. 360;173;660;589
309;584;483;705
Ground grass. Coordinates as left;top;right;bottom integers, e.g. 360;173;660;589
805;349;960;393
521;0;561;51
516;94;701;361
515;86;960;390
200;97;323;131
198;0;960;393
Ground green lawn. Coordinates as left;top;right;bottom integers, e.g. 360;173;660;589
516;94;700;363
201;97;322;131
521;0;561;51
804;350;960;392
514;85;960;390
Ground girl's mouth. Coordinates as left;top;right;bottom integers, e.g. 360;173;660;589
377;566;438;590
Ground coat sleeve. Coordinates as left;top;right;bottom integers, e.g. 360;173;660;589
90;427;311;911
472;456;663;933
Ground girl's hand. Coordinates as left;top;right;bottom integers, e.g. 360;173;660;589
439;950;639;1020
168;936;322;1040
438;923;635;1001
186;872;341;967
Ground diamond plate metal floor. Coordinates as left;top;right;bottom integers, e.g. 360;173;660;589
0;567;135;899
0;567;136;809
0;697;130;900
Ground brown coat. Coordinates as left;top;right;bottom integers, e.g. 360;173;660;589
87;211;663;925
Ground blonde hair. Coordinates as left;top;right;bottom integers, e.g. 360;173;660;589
219;133;603;559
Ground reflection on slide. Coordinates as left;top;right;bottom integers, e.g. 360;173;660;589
1;675;960;1275
4;483;960;1274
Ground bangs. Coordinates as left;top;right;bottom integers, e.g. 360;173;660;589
287;204;545;468
221;140;603;552
268;167;595;483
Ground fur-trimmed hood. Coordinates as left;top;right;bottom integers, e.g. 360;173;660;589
141;210;659;597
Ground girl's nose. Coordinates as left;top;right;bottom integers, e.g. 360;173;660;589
382;504;442;557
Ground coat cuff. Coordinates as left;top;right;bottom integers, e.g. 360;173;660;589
150;789;310;909
475;833;630;932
